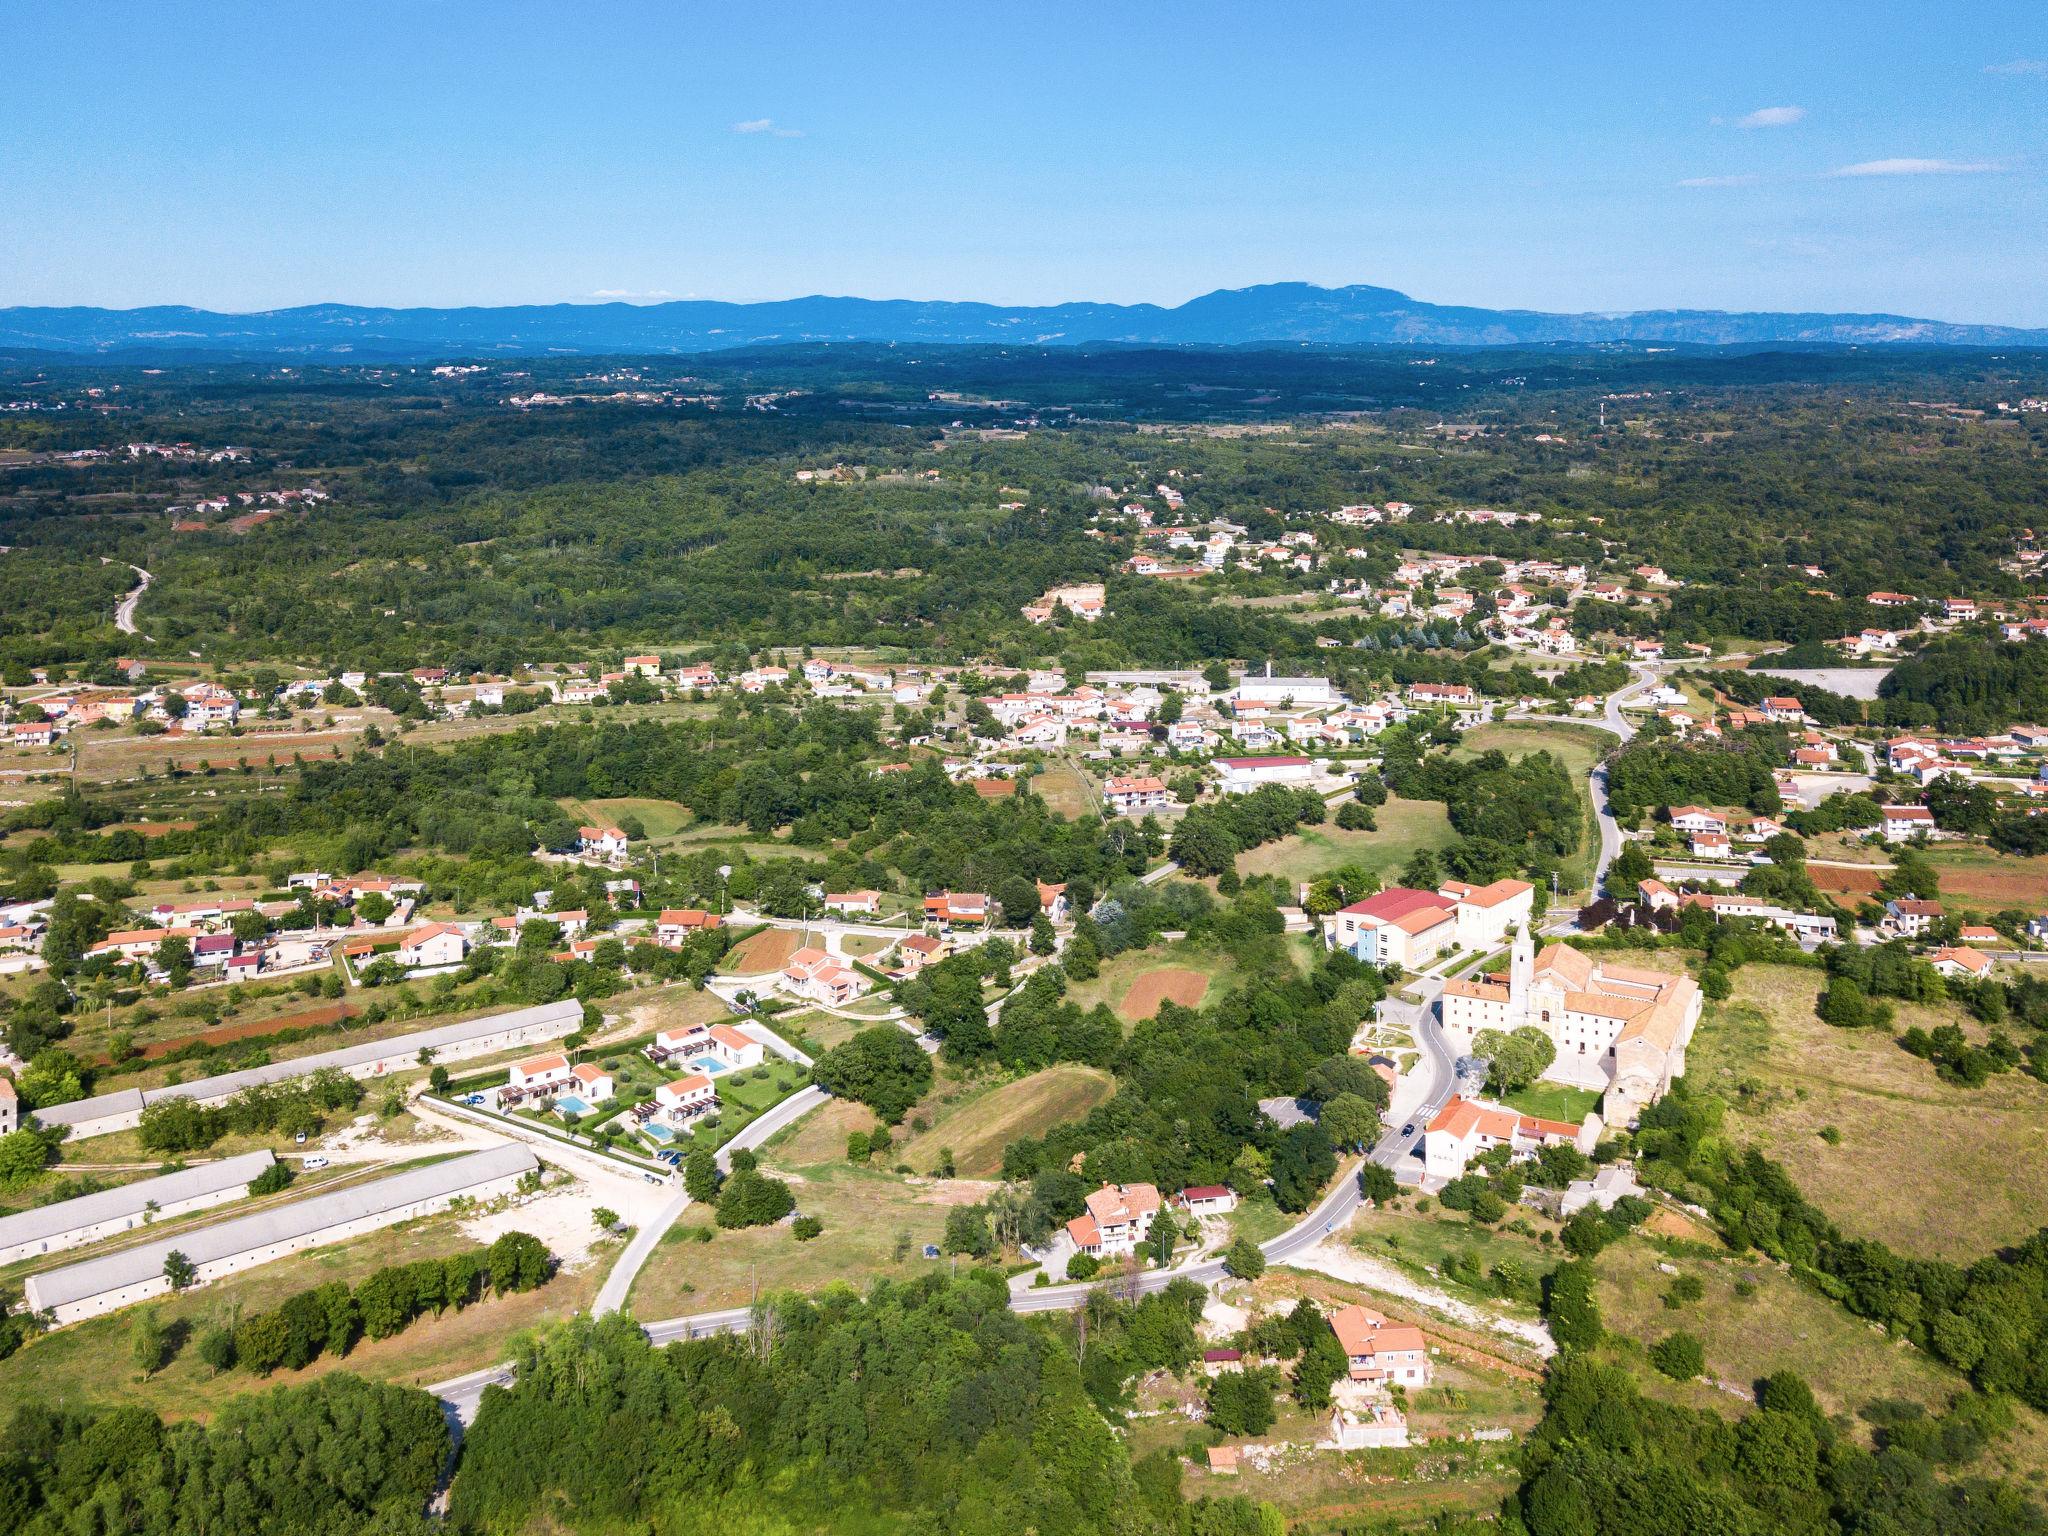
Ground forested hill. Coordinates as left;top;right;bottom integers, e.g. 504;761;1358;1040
6;281;2046;358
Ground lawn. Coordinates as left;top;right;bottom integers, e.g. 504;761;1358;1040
1235;796;1454;889
1064;940;1237;1024
554;795;693;838
891;1064;1114;1177
1690;965;2048;1261
1501;1081;1602;1125
626;1161;961;1318
1592;1237;2048;1477
0;1201;605;1421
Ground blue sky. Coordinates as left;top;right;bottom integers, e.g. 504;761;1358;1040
2;2;2043;322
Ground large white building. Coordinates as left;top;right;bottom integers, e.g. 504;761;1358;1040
1214;756;1315;795
32;999;584;1140
24;1144;536;1323
0;1150;276;1266
1440;928;1701;1121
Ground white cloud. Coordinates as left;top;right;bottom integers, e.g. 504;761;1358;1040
1829;157;2002;177
1736;105;1806;128
1676;174;1760;188
732;118;803;138
1984;59;2048;77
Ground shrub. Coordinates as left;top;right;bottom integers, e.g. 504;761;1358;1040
1223;1236;1266;1280
1651;1331;1706;1380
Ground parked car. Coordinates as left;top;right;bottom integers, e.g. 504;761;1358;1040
302;1155;330;1170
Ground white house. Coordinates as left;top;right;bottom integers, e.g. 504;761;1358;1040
396;922;468;969
1882;805;1937;842
506;1052;574;1098
1214;756;1314;795
655;1073;717;1118
1103;775;1173;815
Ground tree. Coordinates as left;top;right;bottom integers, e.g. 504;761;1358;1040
1302;1054;1390;1113
131;1307;172;1377
1335;799;1376;832
1223;1236;1266;1280
197;1325;237;1375
1317;1092;1380;1151
1206;1366;1280;1436
845;1130;871;1164
1472;1025;1557;1094
793;1215;823;1241
163;1250;197;1290
0;1127;54;1188
715;1169;795;1228
684;1148;722;1201
1291;1329;1349;1409
248;1160;295;1196
943;1205;994;1258
813;1026;933;1123
591;1207;620;1232
1353;1166;1397;1209
486;1230;552;1291
1029;912;1056;955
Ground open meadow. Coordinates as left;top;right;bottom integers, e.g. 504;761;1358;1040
1690;965;2048;1261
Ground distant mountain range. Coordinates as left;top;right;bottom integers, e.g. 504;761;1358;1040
3;283;2043;358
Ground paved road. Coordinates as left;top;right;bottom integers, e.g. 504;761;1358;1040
112;563;152;636
591;1083;830;1317
1512;662;1659;896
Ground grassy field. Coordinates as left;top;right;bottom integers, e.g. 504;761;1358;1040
1064;940;1237;1022
892;1065;1114;1177
1591;1237;2048;1476
1032;761;1096;819
1691;965;2048;1260
1235;796;1454;890
555;795;693;838
0;1202;605;1420
626;1160;963;1318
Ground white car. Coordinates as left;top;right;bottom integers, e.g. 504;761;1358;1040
302;1155;331;1170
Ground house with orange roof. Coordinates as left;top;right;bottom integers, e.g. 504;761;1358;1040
892;932;947;976
654;1072;716;1120
1436;877;1535;950
654;909;722;945
578;826;628;860
823;890;881;916
781;946;869;1007
1929;946;1992;979
1329;1304;1431;1387
1422;1095;1583;1181
1064;1182;1162;1259
923;891;990;928
1103;775;1172;816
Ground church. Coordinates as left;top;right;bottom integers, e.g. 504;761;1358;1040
1439;926;1701;1123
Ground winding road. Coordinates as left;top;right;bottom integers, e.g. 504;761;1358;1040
111;562;152;637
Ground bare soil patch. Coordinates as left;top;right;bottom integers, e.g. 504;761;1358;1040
1119;967;1210;1021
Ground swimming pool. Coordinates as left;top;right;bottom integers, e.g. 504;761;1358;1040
700;1058;730;1075
554;1094;592;1116
642;1122;676;1143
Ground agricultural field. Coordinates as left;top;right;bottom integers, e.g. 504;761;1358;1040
719;926;808;975
1689;965;2048;1260
891;1064;1114;1177
1234;795;1454;889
